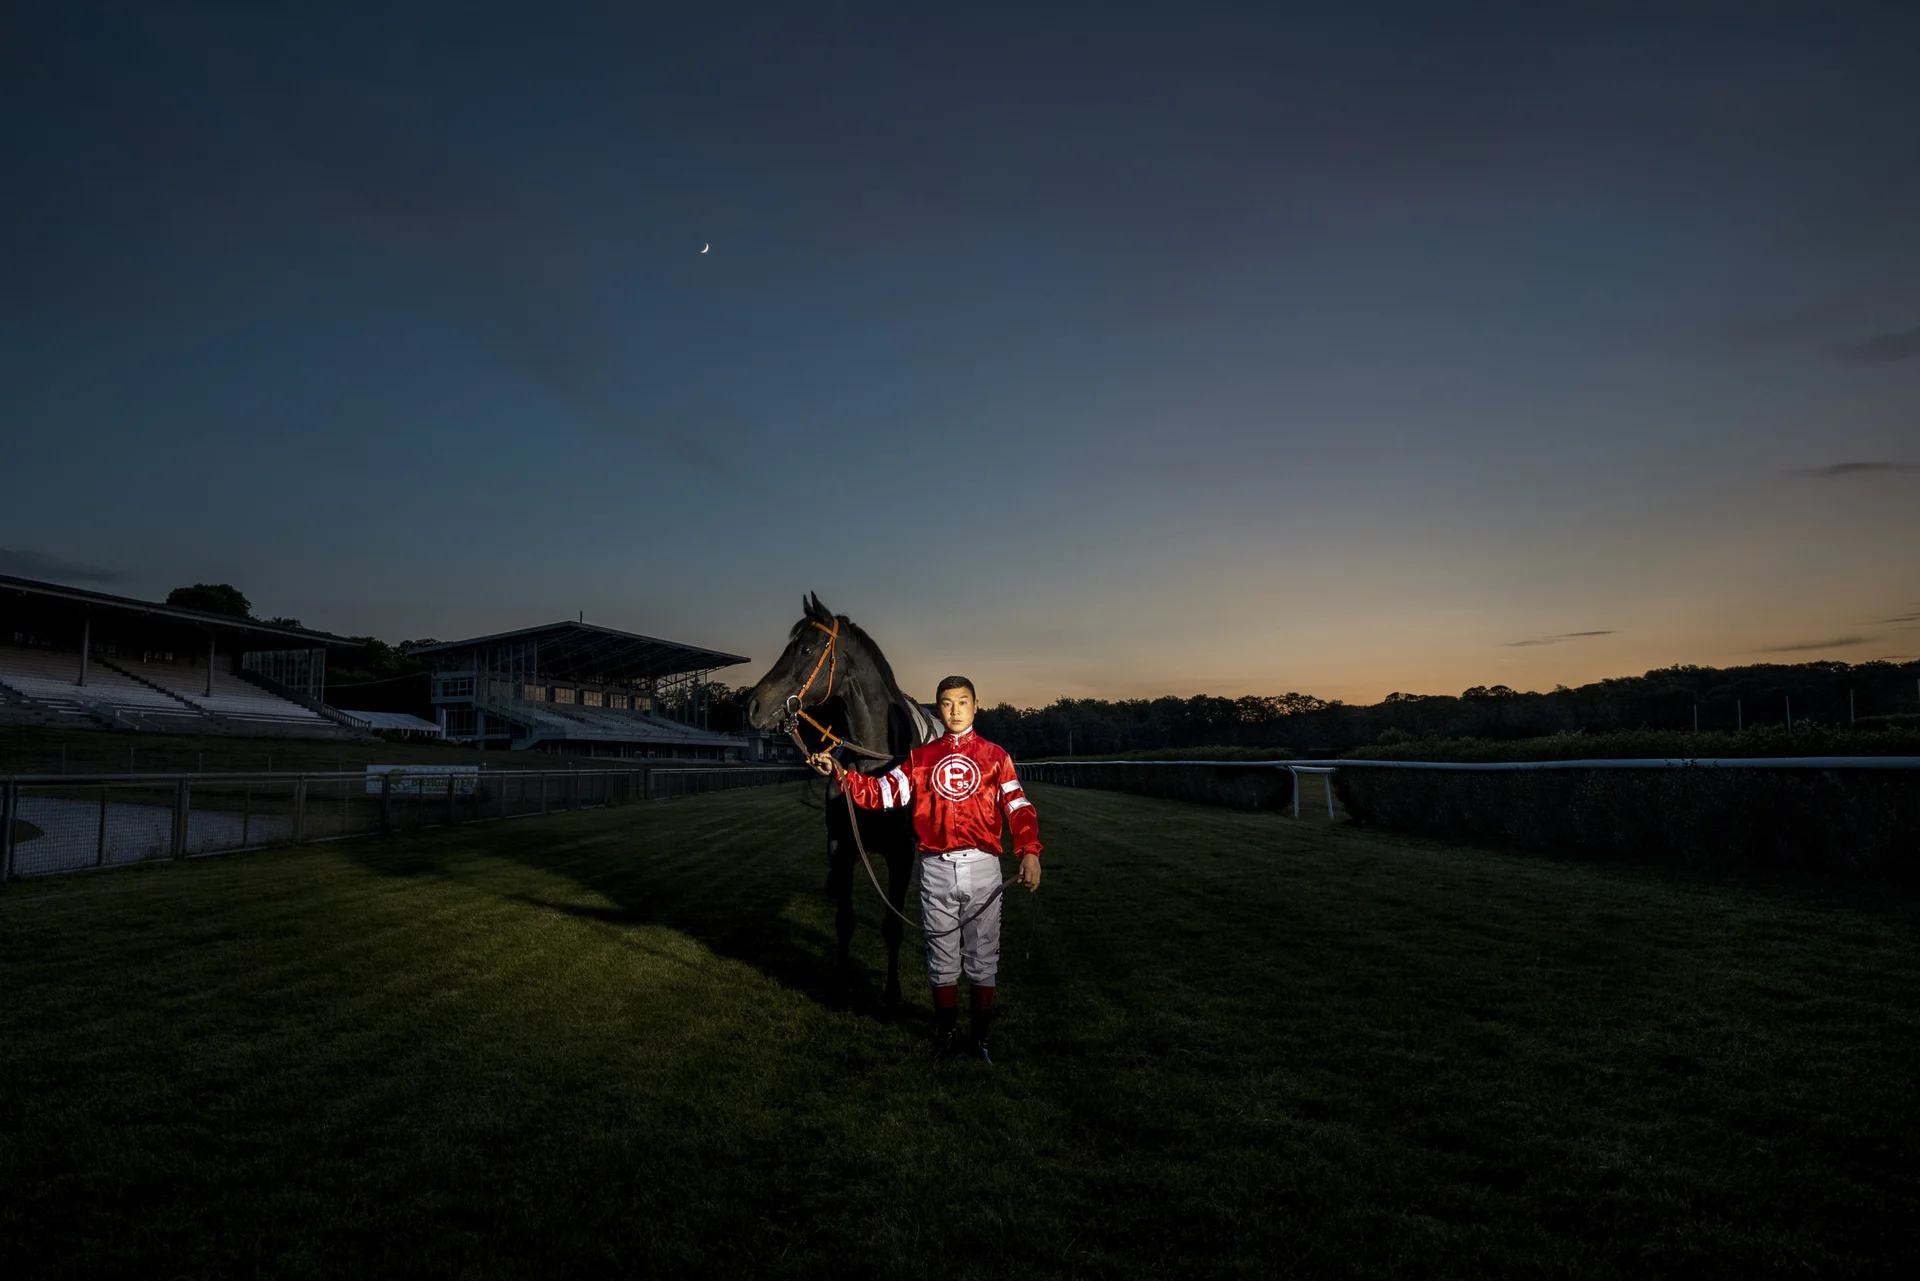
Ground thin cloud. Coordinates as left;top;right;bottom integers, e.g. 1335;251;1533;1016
1790;461;1920;479
1829;326;1920;364
1758;636;1871;653
0;548;131;584
1882;612;1920;624
1502;630;1615;648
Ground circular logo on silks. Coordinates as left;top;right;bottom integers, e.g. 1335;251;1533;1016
932;753;981;801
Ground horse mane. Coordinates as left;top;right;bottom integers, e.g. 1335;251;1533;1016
837;616;906;700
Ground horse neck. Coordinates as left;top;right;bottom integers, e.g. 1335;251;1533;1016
834;633;904;762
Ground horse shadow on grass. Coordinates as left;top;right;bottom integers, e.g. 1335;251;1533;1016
338;792;934;1028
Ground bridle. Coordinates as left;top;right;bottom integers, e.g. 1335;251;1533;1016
782;617;892;761
780;615;1021;937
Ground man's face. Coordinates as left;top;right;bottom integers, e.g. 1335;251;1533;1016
938;686;976;735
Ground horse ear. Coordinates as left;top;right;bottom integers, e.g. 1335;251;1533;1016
808;592;830;622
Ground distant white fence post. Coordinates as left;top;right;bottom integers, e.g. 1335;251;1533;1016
1288;766;1337;818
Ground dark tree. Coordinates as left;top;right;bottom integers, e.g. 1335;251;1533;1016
702;683;751;733
167;583;252;618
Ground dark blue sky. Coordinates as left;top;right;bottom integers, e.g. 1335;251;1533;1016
4;2;1917;703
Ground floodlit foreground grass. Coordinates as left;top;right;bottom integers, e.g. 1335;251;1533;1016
2;785;1915;1278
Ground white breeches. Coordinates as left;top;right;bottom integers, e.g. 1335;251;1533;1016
918;850;1003;986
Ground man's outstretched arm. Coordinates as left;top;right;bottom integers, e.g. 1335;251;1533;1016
814;754;912;811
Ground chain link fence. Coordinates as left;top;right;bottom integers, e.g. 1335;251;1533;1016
2;765;810;880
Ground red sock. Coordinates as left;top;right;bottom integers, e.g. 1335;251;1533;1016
970;984;995;1013
933;984;959;1009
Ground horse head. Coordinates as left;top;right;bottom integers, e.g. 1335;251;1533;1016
744;592;843;731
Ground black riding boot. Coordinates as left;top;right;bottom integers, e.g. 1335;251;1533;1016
932;1004;961;1061
970;1006;994;1064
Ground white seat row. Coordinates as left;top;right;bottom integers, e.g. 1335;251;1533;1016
126;663;329;724
0;646;213;724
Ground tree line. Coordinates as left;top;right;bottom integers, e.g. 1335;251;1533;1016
965;660;1920;758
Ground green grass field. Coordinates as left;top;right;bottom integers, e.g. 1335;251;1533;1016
2;784;1915;1278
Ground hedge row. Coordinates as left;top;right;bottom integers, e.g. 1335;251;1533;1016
1028;745;1299;763
1334;765;1920;885
1016;761;1295;810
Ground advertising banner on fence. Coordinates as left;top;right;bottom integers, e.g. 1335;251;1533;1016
365;765;481;796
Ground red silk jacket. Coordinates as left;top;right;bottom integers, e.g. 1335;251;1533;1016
841;727;1041;858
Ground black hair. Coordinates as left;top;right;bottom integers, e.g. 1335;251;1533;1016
935;675;976;702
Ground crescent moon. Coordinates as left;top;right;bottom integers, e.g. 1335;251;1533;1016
701;243;710;253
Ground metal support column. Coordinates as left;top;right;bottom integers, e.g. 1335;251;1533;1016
380;772;393;833
0;779;15;882
79;615;90;687
172;779;190;859
206;633;216;697
293;780;307;844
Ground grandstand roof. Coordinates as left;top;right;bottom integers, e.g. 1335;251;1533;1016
0;574;362;649
412;622;749;682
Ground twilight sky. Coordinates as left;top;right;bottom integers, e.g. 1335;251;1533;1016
3;2;1917;706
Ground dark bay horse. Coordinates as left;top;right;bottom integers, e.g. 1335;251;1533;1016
744;594;942;1012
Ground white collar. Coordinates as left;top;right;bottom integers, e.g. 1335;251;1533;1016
946;726;974;743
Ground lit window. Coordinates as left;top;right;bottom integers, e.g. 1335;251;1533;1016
582;690;603;707
607;693;628;710
554;687;577;704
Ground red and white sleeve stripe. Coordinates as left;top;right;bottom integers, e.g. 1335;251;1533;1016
879;765;912;809
999;776;1031;814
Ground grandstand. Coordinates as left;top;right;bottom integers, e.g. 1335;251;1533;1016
414;622;750;759
0;574;364;740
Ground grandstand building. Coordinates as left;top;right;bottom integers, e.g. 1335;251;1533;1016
414;622;751;759
0;574;366;738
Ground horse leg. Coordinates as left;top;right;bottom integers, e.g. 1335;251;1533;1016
878;833;914;1016
826;837;857;1005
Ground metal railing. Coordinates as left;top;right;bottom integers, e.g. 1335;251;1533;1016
1019;755;1920;776
1017;756;1920;816
0;765;811;881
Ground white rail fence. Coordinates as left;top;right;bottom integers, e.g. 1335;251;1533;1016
0;765;811;880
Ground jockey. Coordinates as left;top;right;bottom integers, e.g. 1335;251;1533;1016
813;676;1041;1062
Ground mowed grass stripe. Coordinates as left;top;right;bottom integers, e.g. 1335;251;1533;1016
2;782;1915;1278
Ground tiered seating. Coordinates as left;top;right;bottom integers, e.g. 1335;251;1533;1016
494;697;744;751
124;662;343;734
0;672;92;728
0;646;211;730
